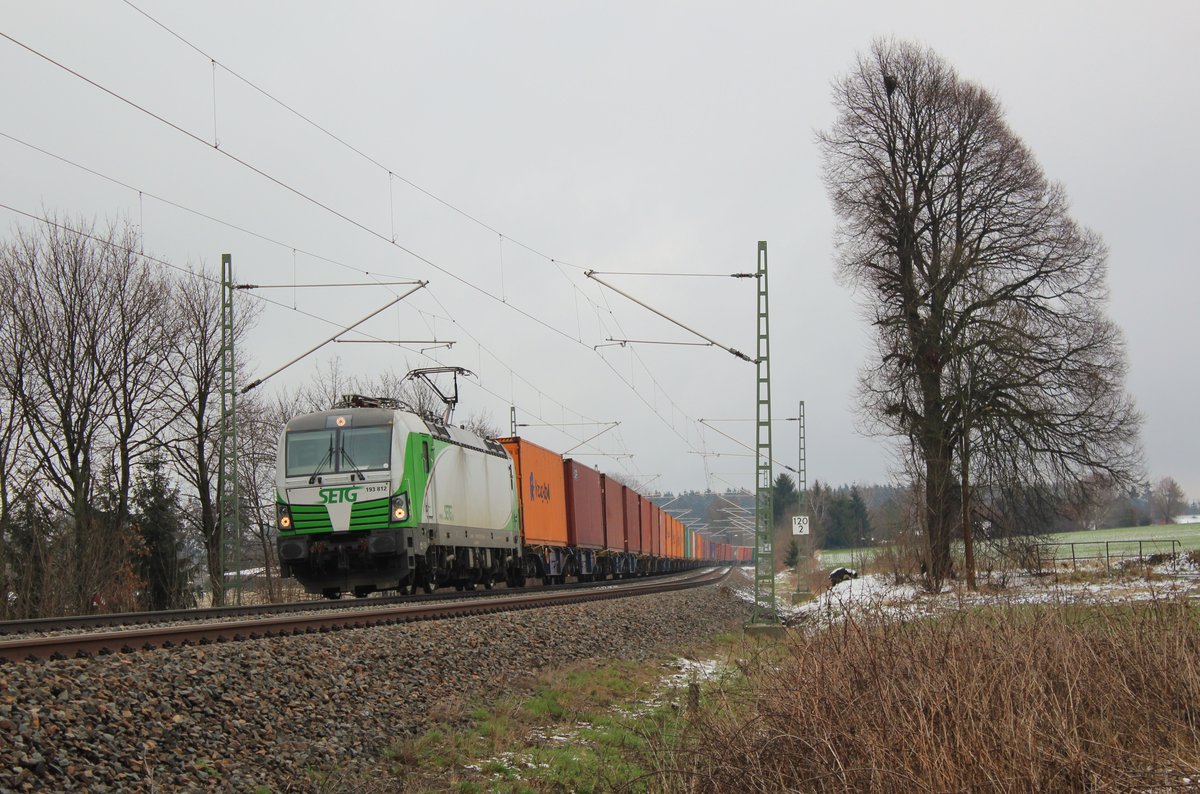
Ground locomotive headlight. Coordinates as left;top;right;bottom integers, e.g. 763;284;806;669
276;504;293;530
391;492;410;522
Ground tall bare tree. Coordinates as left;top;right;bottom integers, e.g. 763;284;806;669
237;391;296;604
161;268;259;606
0;344;28;612
820;40;1141;587
0;217;174;608
96;226;177;549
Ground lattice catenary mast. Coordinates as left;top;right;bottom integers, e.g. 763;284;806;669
752;241;777;623
219;254;242;605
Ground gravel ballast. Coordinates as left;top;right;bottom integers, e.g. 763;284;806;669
0;582;749;792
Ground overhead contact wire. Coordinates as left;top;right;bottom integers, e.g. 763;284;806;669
5;25;733;485
119;0;583;271
116;0;721;460
0;201;578;438
0;130;634;464
0;130;407;292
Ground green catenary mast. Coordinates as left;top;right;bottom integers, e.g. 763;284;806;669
219;254;242;605
752;241;777;623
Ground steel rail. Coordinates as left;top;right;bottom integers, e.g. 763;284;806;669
0;568;731;663
0;567;718;636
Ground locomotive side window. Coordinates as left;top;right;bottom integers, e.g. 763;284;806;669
422;440;431;472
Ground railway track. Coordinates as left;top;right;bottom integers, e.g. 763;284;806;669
0;568;714;637
0;566;730;663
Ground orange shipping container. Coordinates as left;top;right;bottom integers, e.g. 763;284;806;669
665;512;672;557
651;506;662;556
498;437;568;546
625;487;642;553
665;516;673;558
639;499;651;553
564;459;604;549
601;475;626;552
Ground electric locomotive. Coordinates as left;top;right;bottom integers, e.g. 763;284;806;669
275;396;520;599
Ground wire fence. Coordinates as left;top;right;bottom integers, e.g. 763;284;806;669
1030;539;1184;575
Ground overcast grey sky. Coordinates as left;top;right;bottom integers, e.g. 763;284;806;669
3;1;1197;501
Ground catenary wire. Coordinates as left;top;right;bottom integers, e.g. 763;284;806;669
110;4;740;467
1;28;750;490
0;128;649;473
0;200;633;466
119;0;584;272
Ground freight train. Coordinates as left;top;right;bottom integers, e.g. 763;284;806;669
274;398;749;598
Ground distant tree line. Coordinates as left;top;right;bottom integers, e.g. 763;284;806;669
766;473;1189;573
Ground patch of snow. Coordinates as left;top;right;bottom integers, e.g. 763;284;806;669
727;563;1200;627
662;658;722;688
527;724;592;745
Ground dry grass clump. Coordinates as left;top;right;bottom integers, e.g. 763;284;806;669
672;598;1200;792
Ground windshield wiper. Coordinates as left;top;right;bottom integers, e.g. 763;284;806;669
340;446;366;482
308;439;334;485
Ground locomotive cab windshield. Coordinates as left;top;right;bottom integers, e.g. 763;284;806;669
285;422;392;479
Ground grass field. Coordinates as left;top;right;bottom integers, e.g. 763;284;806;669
671;596;1200;792
812;522;1200;570
1048;522;1200;548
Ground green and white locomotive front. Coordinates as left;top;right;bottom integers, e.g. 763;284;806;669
275;406;520;598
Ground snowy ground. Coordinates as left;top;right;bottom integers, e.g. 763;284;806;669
728;557;1200;627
